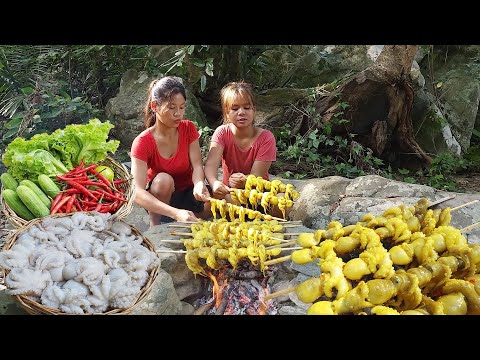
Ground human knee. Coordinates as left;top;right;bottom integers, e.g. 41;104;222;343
150;173;175;196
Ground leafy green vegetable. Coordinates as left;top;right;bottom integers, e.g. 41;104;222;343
52;119;120;166
4;149;69;182
2;118;119;181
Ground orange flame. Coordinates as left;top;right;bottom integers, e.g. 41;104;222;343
208;270;230;308
207;272;221;307
258;287;268;315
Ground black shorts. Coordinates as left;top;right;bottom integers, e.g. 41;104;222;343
146;182;208;223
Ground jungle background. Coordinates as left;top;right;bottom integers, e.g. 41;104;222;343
1;45;479;193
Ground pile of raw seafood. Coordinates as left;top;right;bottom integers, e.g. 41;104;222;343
0;212;160;314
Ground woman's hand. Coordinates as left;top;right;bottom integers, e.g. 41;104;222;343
175;209;198;222
228;173;247;189
212;180;232;199
193;181;210;202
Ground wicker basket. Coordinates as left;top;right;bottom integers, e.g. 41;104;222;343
1;212;159;315
0;156;135;229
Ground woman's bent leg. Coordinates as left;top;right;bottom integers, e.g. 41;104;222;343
148;173;174;226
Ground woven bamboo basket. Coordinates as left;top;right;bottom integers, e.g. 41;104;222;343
0;212;159;315
0;156;135;229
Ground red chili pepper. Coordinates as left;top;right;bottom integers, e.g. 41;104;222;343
88;168;112;187
90;190;126;202
113;179;126;184
63;188;81;195
50;193;64;213
65;180;99;201
65;193;77;213
77;181;111;192
51;195;72;214
74;198;83;212
78;200;99;206
66;162;97;176
57;175;89;182
84;205;98;211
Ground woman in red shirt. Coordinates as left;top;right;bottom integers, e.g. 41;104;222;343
204;81;277;203
131;76;210;226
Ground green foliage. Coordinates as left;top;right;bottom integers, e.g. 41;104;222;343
157;45;314;94
1;78;100;145
192;121;214;161
0;45;155;147
272;89;474;192
389;152;472;191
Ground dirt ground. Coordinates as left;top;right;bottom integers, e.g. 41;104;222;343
451;172;480;194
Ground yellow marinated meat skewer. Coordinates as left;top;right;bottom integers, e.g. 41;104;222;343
184;244;284;275
265;243;480;315
209;198;287;221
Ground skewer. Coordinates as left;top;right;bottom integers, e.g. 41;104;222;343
169;232;295;243
270;237;293;242
460;222;480;233
265;240;297;249
168;223;300;229
427;195;456;208
170;232;196;237
280;247;303;251
175;219;302;224
159;239;185;243
156;249;187;254
451;200;479;212
264;255;292;266
264;286;297;301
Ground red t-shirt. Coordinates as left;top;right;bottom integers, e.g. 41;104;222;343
131;120;200;192
211;124;276;184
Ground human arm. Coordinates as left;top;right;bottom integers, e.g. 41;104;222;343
189;138;210;201
130;157;197;221
204;142;231;198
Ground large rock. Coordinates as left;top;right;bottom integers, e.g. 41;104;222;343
421;47;480;153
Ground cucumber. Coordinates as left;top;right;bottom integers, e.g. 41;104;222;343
37;174;61;199
1;189;35;220
16;185;51;218
19;180;51;208
1;173;18;191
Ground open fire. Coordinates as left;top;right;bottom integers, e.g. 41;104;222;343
193;262;278;315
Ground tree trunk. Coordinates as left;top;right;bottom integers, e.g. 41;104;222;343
313;45;432;165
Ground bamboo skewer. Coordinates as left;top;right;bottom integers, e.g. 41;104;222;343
163;236;292;243
169;232;295;243
264;255;292;266
175;219;303;224
280;247;303;251
168;223;301;229
264;286;296;301
460;222;480;233
427;195;456;208
270;216;288;222
265;240;298;249
170;232;197;237
451;200;479;212
156;249;187;254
